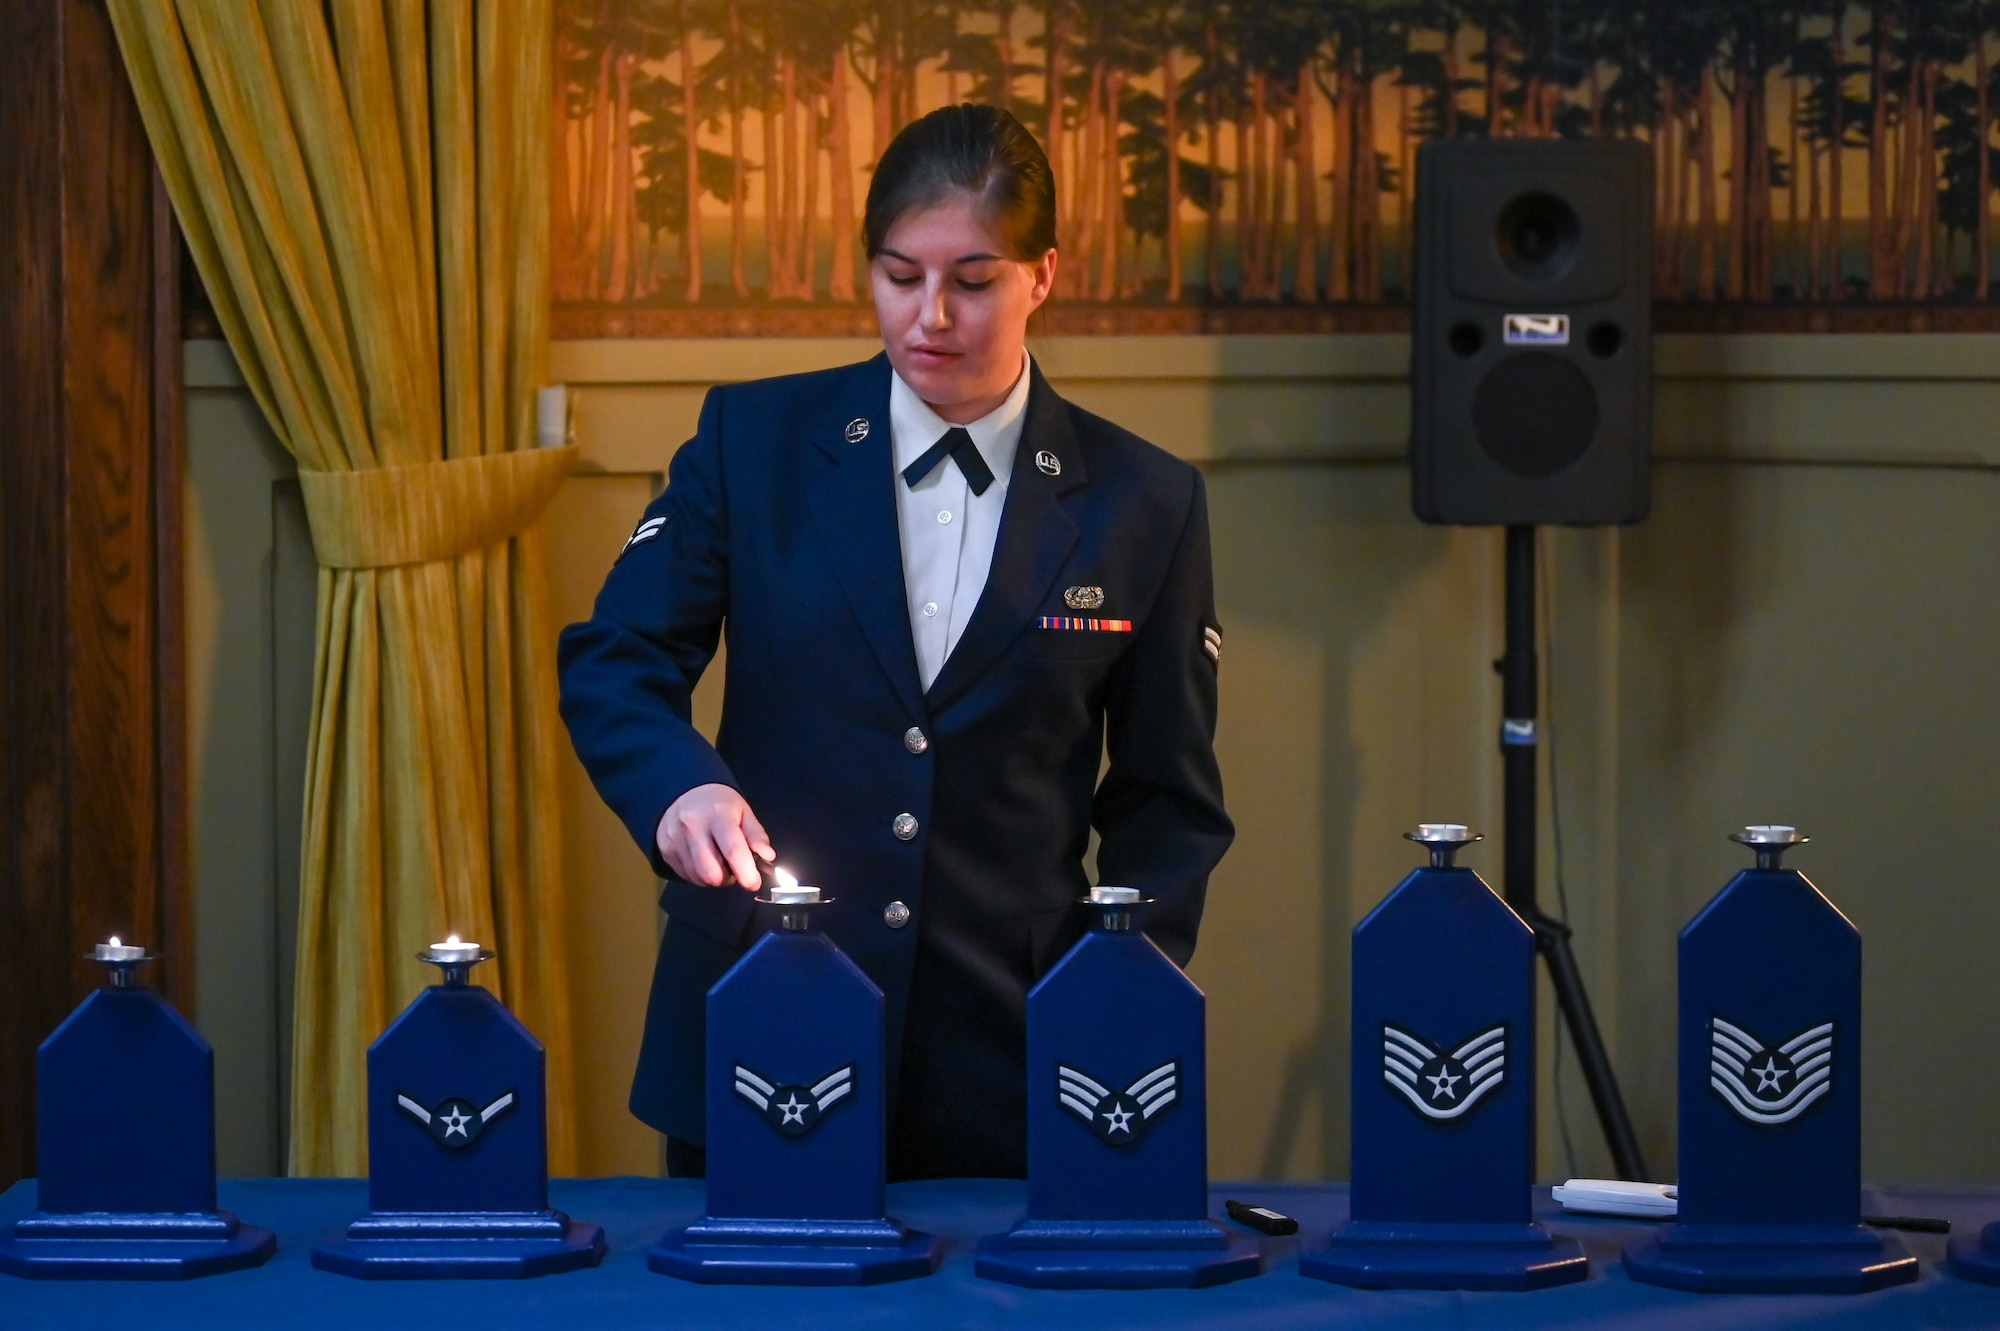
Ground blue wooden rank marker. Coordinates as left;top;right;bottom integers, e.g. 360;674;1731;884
650;879;941;1285
0;941;276;1280
975;886;1262;1289
1301;826;1587;1291
1625;827;1917;1294
310;939;606;1279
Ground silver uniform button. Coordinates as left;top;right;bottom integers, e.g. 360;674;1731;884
883;901;911;929
892;812;920;841
904;726;928;754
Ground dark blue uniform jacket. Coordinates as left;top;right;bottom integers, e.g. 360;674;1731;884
556;353;1232;1180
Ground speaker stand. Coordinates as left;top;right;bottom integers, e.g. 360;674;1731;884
1500;524;1648;1182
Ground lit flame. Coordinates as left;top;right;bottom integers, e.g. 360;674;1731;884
775;868;798;892
446;934;461;945
109;936;121;948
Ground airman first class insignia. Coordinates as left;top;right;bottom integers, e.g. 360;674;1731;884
623;514;668;554
845;417;870;443
397;1090;516;1148
1710;1016;1834;1126
734;1063;855;1137
1064;586;1105;610
1203;626;1222;663
1057;1061;1180;1146
1035;450;1062;476
1383;1022;1507;1122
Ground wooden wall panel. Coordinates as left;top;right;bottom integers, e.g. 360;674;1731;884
0;0;186;1191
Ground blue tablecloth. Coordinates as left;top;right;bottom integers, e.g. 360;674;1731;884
4;1178;2000;1329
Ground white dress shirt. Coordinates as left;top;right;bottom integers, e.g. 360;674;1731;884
890;351;1032;690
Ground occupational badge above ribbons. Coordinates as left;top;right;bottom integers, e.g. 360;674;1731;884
650;873;941;1285
1623;828;1917;1293
0;941;276;1280
1300;826;1587;1291
975;886;1262;1289
310;939;606;1279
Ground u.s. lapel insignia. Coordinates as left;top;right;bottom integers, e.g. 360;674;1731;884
734;1063;856;1137
1035;450;1062;476
845;417;870;444
396;1089;517;1148
1382;1022;1507;1122
1064;586;1105;611
1709;1016;1835;1126
1056;1060;1179;1146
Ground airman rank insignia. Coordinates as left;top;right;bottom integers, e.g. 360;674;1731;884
1056;1061;1179;1146
1064;586;1105;610
1038;617;1133;632
733;1063;855;1137
396;1090;516;1148
1202;626;1222;663
621;514;668;556
1382;1022;1507;1122
1709;1016;1834;1126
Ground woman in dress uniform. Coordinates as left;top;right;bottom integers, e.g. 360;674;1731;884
557;104;1232;1181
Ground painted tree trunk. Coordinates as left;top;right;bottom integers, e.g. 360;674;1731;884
1164;41;1181;302
781;55;799;298
1296;63;1319;303
829;47;857;302
608;54;635;301
1980;35;1991;301
580;43;613;300
1868;9;1890;299
1204;21;1221;297
1830;26;1846;300
801;82;821;300
729;6;748;300
1094;67;1124;302
1698;64;1719;301
682;3;703;303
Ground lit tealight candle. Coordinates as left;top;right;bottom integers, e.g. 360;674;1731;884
428;934;482;963
1089;885;1141;905
768;868;820;905
94;936;145;962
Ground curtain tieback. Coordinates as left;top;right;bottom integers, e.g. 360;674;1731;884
297;447;579;570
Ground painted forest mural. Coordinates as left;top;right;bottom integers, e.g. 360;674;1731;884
552;1;2000;335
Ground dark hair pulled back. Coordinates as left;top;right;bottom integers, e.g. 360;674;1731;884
864;104;1057;261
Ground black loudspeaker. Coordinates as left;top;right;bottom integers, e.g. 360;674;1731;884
1411;139;1653;526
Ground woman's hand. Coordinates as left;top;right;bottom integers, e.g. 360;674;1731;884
656;783;774;890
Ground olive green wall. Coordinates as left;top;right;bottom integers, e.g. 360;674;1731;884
184;334;2000;1185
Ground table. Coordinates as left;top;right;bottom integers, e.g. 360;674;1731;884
4;1178;2000;1329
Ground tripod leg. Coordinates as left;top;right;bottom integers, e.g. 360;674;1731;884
1501;525;1649;1182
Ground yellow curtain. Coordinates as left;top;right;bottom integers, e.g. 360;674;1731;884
108;1;579;1175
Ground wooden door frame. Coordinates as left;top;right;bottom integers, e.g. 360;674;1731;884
0;0;190;1192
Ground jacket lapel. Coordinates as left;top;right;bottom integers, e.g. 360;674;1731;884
804;355;928;719
925;362;1088;711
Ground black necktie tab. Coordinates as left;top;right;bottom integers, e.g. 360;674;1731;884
901;426;996;496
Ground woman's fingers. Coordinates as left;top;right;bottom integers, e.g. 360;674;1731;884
740;804;776;865
714;815;763;891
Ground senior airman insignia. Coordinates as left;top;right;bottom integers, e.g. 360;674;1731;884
1035;450;1062;476
1383;1022;1507;1122
845;417;870;444
1064;586;1105;611
396;1090;516;1148
1710;1016;1834;1126
734;1063;855;1137
1056;1061;1179;1146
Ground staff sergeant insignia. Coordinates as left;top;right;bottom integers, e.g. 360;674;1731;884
733;1063;856;1137
622;514;669;556
1056;1061;1180;1146
396;1089;517;1149
1382;1022;1507;1122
